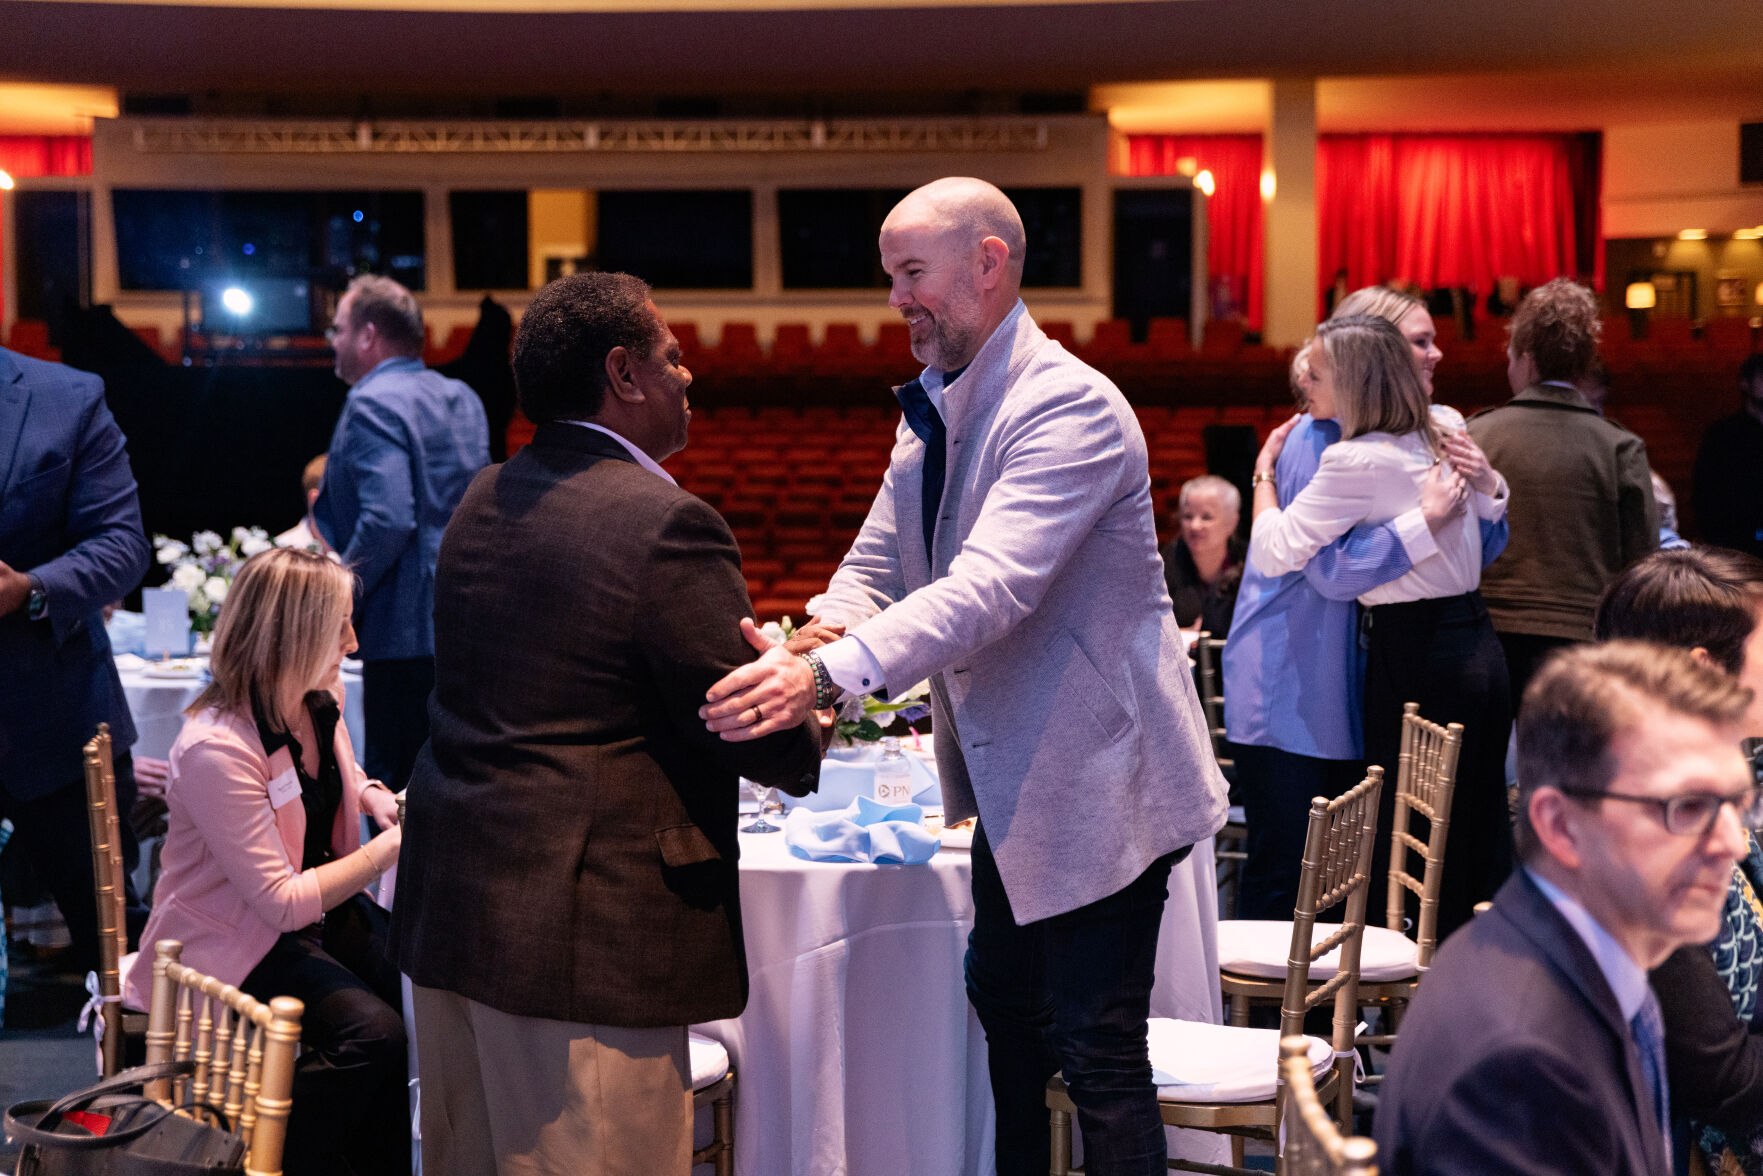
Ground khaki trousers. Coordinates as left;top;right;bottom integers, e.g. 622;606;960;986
411;983;691;1176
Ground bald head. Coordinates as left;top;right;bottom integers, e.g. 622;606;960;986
879;178;1026;370
884;177;1027;285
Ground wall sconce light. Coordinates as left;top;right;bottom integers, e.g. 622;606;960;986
1735;228;1763;241
1678;229;1709;241
1259;169;1276;201
1194;169;1216;197
1625;282;1658;310
0;170;13;191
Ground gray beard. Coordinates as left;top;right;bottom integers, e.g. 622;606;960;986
912;316;978;371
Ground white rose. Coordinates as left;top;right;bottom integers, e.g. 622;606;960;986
239;535;272;557
155;539;189;564
170;564;205;594
759;621;786;646
231;526;252;545
204;576;229;605
193;530;223;555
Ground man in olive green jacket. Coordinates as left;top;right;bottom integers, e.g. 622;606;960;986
1468;278;1657;705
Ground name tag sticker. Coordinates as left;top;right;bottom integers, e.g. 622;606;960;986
267;769;302;811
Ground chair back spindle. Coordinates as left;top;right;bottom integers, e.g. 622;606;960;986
82;723;128;1076
1194;632;1232;773
1386;704;1463;965
1280;767;1383;1128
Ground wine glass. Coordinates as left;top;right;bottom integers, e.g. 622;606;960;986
741;779;780;834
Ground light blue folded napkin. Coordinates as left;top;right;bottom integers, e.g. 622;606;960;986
783;796;941;864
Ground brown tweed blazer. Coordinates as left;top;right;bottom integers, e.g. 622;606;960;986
393;422;820;1027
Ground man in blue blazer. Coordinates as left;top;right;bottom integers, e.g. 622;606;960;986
1375;641;1754;1175
316;276;489;792
700;178;1227;1176
0;345;150;973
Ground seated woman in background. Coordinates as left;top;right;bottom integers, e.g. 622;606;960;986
1249;314;1513;940
123;547;407;1176
1594;545;1763;1175
1162;474;1246;637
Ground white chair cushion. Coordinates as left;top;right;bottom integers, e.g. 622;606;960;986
1216;921;1421;984
689;1031;730;1091
1148;1019;1333;1103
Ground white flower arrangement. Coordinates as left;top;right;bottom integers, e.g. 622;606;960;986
152;526;272;633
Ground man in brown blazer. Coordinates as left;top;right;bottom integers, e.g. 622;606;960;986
393;272;821;1174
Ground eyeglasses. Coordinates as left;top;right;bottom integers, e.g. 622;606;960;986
1558;785;1763;837
323;325;342;342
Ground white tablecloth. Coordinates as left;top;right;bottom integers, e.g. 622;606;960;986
692;829;1226;1176
118;658;366;761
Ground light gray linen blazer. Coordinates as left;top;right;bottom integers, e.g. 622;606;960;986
816;302;1228;924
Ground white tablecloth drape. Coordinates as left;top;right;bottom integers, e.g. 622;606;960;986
693;829;1226;1176
117;658;366;761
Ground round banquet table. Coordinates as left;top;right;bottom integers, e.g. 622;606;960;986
692;825;1228;1176
117;656;366;761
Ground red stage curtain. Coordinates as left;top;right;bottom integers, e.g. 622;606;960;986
0;136;93;332
1318;134;1591;318
1122;133;1265;330
1127;132;1597;329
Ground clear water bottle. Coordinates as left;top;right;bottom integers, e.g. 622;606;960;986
873;736;913;806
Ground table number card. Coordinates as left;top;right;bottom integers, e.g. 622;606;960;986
142;587;191;658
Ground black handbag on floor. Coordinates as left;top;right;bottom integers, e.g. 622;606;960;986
4;1061;246;1176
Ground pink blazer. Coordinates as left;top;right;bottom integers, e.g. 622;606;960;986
124;693;370;1010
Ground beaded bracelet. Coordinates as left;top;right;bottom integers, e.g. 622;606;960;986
800;650;839;710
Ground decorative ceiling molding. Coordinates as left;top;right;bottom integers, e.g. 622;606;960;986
128;117;1055;154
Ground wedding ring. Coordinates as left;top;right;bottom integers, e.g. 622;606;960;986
752;704;764;723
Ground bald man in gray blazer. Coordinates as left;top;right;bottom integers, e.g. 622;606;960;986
701;178;1228;1176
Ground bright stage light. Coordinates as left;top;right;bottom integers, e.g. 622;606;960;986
221;286;253;316
1194;169;1216;197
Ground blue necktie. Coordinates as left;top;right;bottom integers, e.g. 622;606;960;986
1631;991;1672;1145
894;377;947;562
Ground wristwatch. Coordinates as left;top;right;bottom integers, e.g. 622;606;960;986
25;575;46;621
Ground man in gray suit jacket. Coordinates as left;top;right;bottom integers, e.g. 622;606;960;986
702;178;1227;1175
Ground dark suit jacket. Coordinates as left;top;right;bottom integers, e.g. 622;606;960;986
1654;942;1763;1134
0;347;149;797
393;423;820;1027
1374;870;1669;1176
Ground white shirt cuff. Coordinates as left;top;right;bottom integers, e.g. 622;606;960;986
817;634;885;698
1391;507;1439;566
1473;474;1510;521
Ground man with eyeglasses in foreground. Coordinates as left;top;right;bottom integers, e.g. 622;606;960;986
1375;640;1754;1176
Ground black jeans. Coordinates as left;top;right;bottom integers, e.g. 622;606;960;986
1364;592;1514;944
240;894;409;1176
966;824;1182;1176
361;656;435;792
1232;744;1367;922
0;753;142;974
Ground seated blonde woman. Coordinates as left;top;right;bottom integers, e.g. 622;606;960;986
123;547;406;1176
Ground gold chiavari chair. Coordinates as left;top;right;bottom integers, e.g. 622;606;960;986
1215;705;1462;1076
1278;1035;1379;1176
81;723;129;1076
1046;769;1384;1175
689;1032;736;1175
143;939;303;1176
